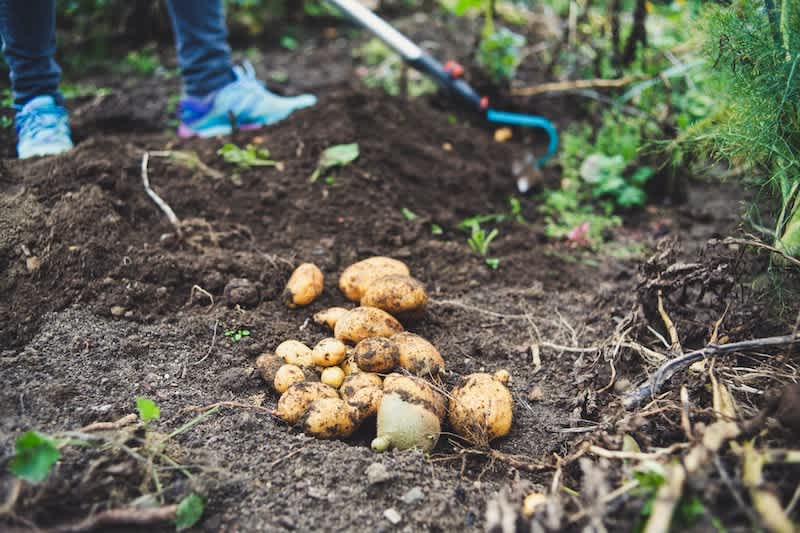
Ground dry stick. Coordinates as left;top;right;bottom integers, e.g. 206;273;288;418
79;413;138;433
624;335;798;409
141;152;182;236
190;320;219;367
721;237;800;268
657;290;682;355
511;74;646;96
643;463;686;533
46;504;178;533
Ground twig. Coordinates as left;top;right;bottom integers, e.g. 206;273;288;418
0;478;22;516
511;74;647;96
141;152;182;236
624;335;798;409
45;504;177;533
720;237;800;268
190;320;219;367
588;442;688;462
180;401;272;415
79;414;138;433
657;290;682;355
643;463;685;533
740;442;797;533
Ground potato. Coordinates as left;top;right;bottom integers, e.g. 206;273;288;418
371;392;440;452
313;307;349;331
274;364;307;394
392;332;445;377
360;275;428;320
284;263;324;308
340;372;383;401
273;382;339;424
353;337;399;373
383;373;446;420
321;366;346;388
493;369;511;385
334;306;404;344
311;337;347;367
347;386;383;423
448;373;513;443
339;256;410;302
254;353;284;385
276;340;313;367
302;397;357;439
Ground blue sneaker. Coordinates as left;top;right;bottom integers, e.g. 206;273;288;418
16;95;74;159
178;62;317;138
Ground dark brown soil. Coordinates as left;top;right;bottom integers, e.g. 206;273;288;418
1;17;798;533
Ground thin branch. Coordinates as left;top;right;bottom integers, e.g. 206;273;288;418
511;74;646;96
45;504;177;533
141;152;182;236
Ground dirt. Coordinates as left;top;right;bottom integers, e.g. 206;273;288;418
1;16;798;533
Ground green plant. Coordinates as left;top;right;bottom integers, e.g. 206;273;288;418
354;38;437;97
225;328;251;342
310;143;359;182
431;223;444;235
476;27;526;83
401;207;418;221
136;396;161;424
218;143;278;168
8;431;61;484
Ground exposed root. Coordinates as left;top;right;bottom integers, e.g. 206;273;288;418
79;413;138;433
141;152;182;237
46;504;177;533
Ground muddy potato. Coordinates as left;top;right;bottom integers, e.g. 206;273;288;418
372;392;440;452
313;307;349;331
340;372;383;401
274;364;306;394
353;337;399;373
284;263;324;308
340;355;360;376
392;332;445;377
302;397;357;439
311;337;347;367
383;373;446;420
448;373;513;442
321;366;346;389
276;340;314;367
347;386;383;423
339;256;410;302
334;306;404;344
254;353;284;385
360;274;428;320
273;382;339;424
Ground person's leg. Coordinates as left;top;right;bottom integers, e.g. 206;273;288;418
163;0;235;98
0;0;72;158
165;0;316;138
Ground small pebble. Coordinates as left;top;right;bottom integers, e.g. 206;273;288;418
528;385;544;401
383;508;402;525
110;306;127;317
366;462;394;485
26;256;41;272
400;487;424;505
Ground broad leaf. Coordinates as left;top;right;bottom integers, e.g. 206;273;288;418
136;397;161;423
310;143;359;182
176;493;204;531
9;431;60;484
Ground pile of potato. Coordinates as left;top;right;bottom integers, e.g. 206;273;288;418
256;256;514;452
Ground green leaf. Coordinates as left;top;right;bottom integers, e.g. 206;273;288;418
175;493;204;531
401;208;418;221
280;35;298;51
310;143;359;182
485;258;500;270
136;397;161;423
630;166;654;186
9;431;61;484
218;143;277;168
431;223;443;235
616;186;647;208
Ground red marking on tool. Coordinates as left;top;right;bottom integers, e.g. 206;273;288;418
480;97;489;110
443;60;464;79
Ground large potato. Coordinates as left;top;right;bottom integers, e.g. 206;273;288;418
372;392;440;452
392;332;445;377
353;337;399;373
302;398;357;439
284;263;324;308
276;340;313;367
313;307;349;331
448;373;513;443
383;373;446;420
273;382;339;424
334;306;404;344
311;338;347;367
360;275;428;320
347;386;383;423
339;257;410;302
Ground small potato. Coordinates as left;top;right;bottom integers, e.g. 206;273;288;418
273;382;339;424
340;372;383;401
334;306;404;344
448;373;513;443
302;397;357;439
276;340;313;367
353;337;399;373
284;263;324;308
360;275;428;321
311;338;347;367
392;332;445;377
274;364;306;394
339;256;410;302
254;353;284;386
372;392;440;452
321;366;346;389
383;373;446;420
493;369;511;385
313;307;349;331
347;386;383;422
340;355;360;376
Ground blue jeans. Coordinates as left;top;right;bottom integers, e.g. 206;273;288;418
0;0;236;107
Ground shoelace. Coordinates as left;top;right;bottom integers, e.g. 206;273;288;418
17;105;68;138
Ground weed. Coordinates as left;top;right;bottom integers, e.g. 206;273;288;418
431;223;444;235
1;116;12;129
8;431;61;484
136;397;161;424
467;222;499;257
218;143;278;168
310;143;359;183
401;207;418;221
225;328;251;342
354;38;437;98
